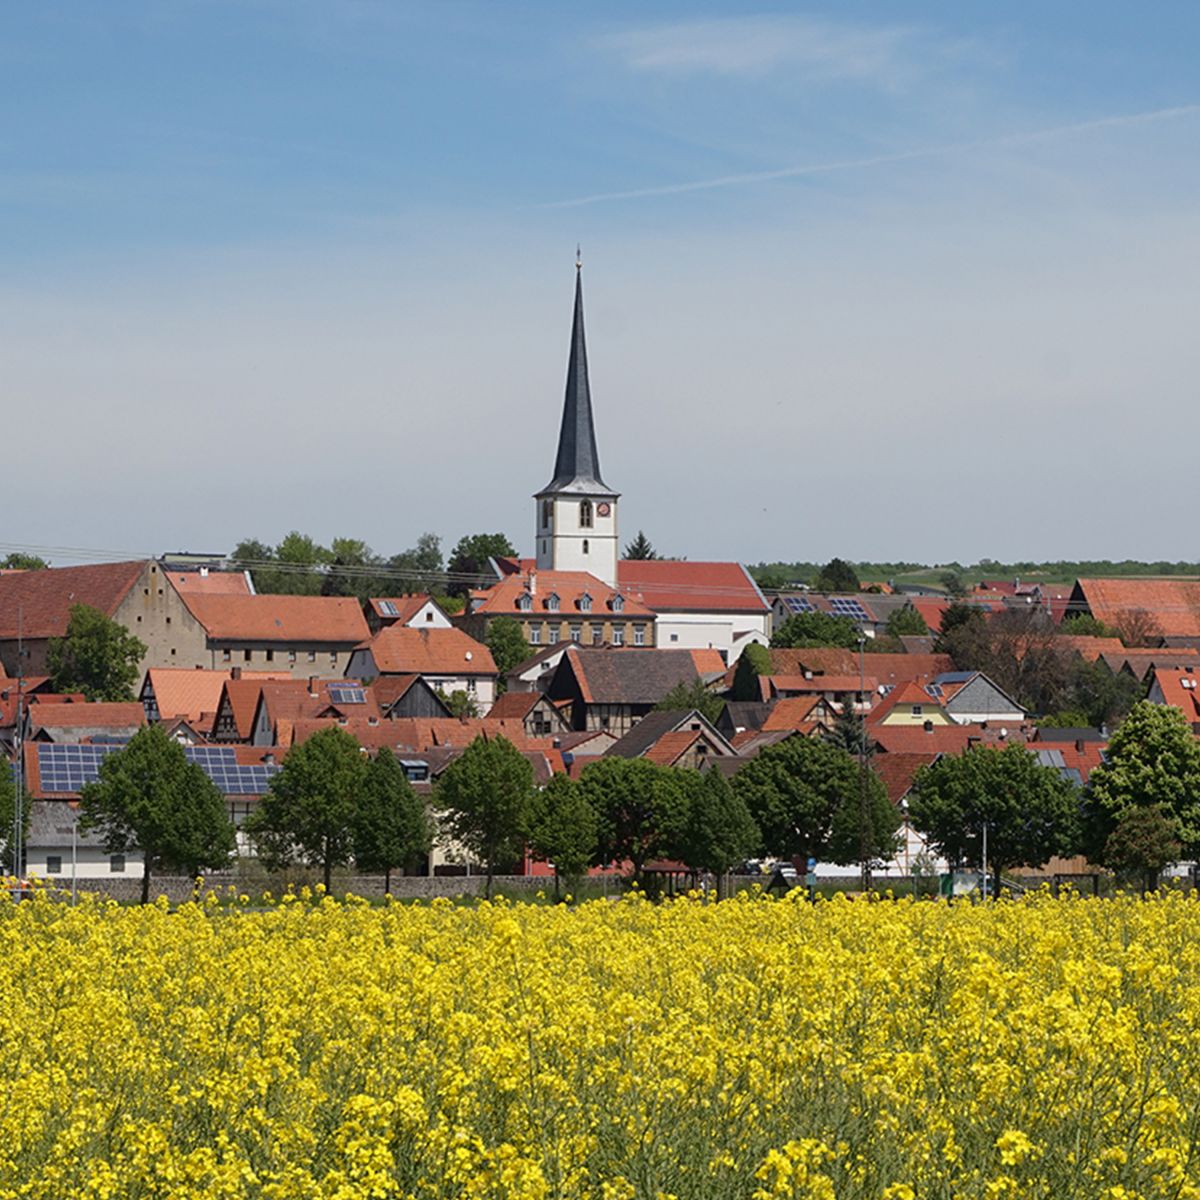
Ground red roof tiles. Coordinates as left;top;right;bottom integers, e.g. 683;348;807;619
617;560;769;613
365;626;496;676
0;560;145;639
182;594;369;644
1075;578;1200;640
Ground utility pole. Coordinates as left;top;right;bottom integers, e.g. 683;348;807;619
10;607;25;899
857;633;871;892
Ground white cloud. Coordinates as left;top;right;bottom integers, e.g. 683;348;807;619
596;14;938;85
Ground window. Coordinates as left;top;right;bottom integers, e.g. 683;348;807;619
542;499;553;529
222;649;231;663
165;616;171;625
308;651;317;663
379;600;399;617
579;592;592;613
549;626;560;645
517;593;532;612
46;856;62;875
136;615;142;623
466;678;477;693
634;625;646;646
611;593;625;613
582;539;589;555
243;650;252;663
110;855;126;874
592;625;603;646
546;592;560;612
570;624;581;643
425;611;434;622
670;633;678;642
330;653;337;668
265;649;275;663
580;500;593;528
612;627;624;646
288;650;296;664
529;625;541;645
911;705;923;717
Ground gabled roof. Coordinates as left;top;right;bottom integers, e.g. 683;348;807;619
370;674;452;716
486;691;560;721
1149;668;1200;722
861;653;954;687
143;667;289;725
364;626;496;676
873;724;1031;755
473;570;654;618
1100;648;1200;681
768;648;858;676
761;696;832;733
769;674;877;695
616;560;769;614
0;560;145;639
555;646;711;706
255;678;382;733
1073;578;1200;640
604;709;736;761
214;679;270;739
539;264;615;497
866;681;948;726
368;595;441;622
182;594;369;644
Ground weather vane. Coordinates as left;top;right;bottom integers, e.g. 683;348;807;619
576;243;582;270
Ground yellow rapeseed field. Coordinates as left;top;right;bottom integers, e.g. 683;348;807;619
1;888;1199;1200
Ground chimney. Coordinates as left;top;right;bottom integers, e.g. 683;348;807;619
200;566;209;578
308;676;319;695
1075;739;1084;753
527;572;537;595
263;752;275;765
552;737;562;749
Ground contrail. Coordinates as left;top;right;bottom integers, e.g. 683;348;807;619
540;103;1200;209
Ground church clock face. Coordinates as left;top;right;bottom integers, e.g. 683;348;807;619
597;502;611;517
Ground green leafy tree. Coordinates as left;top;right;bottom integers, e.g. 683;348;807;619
321;537;383;603
438;689;479;719
940;571;967;599
1084;701;1200;864
826;767;900;881
731;642;771;701
387;533;444;595
624;531;658;560
446;533;516;597
0;553;47;570
486;617;531;688
274;531;333;596
1060;613;1118;639
909;744;1081;894
244;726;369;892
436;735;534;897
813;558;860;594
48;604;147;701
352;748;433;893
1104;804;1182;892
678;769;758;890
826;703;871;759
771;610;860;650
79;724;236;903
577;757;691;884
934;602;985;653
734;736;864;865
886;604;929;638
230;538;277;592
653;679;725;724
527;774;598;899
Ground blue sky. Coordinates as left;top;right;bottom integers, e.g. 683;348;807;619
4;2;1200;567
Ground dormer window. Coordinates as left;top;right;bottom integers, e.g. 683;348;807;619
517;593;532;612
546;592;561;612
611;593;625;613
579;592;593;613
580;500;593;528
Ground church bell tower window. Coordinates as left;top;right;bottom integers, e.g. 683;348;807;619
580;500;593;528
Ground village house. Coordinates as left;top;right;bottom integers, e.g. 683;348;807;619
604;708;739;769
345;626;498;708
364;595;453;636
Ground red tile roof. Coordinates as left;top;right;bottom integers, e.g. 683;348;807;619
873;724;1031;754
473;570;655;619
860;653;954;686
368;595;437;622
769;674;877;694
866;681;948;726
0;560;145;639
257;678;382;730
874;752;938;804
1075;578;1200;640
365;626;496;676
761;697;828;732
617;560;769;613
769;648;858;676
642;729;703;766
690;648;728;676
144;667;289;724
167;570;252;595
28;702;145;730
1150;668;1200;722
486;691;546;720
182;594;369;644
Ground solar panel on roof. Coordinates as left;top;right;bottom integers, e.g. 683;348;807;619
830;598;870;621
328;686;366;705
379;601;399;617
35;742;277;796
784;596;815;614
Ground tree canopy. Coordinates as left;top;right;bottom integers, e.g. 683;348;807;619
813;558;861;594
1084;701;1200;864
48;604;147;701
653;679;725;724
446;533;516;597
1103;804;1182;892
79;724;236;902
734;736;868;865
771;610;860;650
677;768;758;883
731;643;771;701
623;531;658;560
0;553;47;570
352;748;432;892
885;604;929;638
486;617;531;685
436;735;534;896
908;744;1080;893
244;726;370;891
0;771;30;873
527;774;598;898
576;757;691;883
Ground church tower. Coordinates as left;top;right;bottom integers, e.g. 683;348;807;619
534;258;620;587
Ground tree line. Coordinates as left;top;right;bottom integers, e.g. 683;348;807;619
41;699;1197;902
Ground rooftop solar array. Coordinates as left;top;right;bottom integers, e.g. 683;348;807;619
782;596;815;614
379;601;399;617
829;597;870;621
328;686;366;705
37;744;280;796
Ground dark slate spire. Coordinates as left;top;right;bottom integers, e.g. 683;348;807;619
540;259;615;496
